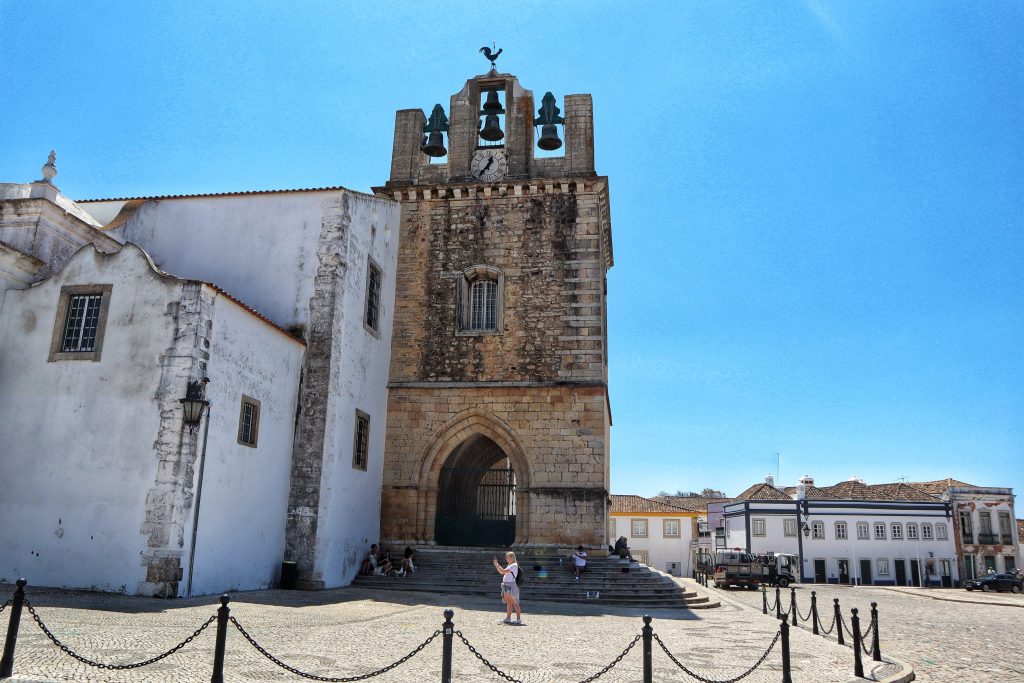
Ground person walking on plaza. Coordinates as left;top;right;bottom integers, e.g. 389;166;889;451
493;551;522;625
572;545;588;582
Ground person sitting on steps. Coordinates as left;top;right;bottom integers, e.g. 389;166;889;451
572;545;588;582
614;536;634;561
360;544;379;575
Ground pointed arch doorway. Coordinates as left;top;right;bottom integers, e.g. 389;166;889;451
435;434;517;547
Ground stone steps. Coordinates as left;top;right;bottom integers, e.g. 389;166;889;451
352;548;719;609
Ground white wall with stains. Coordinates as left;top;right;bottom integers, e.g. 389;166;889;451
184;293;304;596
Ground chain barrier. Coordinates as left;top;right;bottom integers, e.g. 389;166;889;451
454;630;524;683
858;620;874;655
841;613;854;639
653;631;780;683
0;599;10;615
231;616;439;682
23;599;214;670
574;634;641;683
796;602;814;622
818;612;837;635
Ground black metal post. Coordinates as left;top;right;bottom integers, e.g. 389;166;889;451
834;598;844;646
762;585;768;614
780;617;793;683
210;595;230;683
851;608;864;678
642;615;653;683
441;609;454;683
0;579;27;680
775;587;782;620
790;588;798;626
811;591;819;635
870;602;881;662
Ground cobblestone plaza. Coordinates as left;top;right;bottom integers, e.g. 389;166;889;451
5;582;877;683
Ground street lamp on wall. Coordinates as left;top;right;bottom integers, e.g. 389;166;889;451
180;379;209;432
802;523;811;538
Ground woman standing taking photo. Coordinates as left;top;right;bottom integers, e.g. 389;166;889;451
492;551;522;625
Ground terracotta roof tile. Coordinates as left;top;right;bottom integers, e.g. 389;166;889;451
652;495;731;512
906;478;976;494
611;495;695;515
76;185;389;204
821;480;940;502
734;483;791;501
781;485;837;500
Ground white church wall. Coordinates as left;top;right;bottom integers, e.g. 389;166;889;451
315;195;400;587
0;245;184;593
184;292;304;596
99;192;335;330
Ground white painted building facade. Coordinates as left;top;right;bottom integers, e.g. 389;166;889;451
723;495;958;587
609;496;698;577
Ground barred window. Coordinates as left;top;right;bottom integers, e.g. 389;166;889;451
458;265;503;334
49;284;113;362
352;411;370;471
364;261;382;334
469;280;497;331
877;558;890;576
237;396;261;448
752;518;766;537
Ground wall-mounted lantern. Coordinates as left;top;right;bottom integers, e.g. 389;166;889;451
180;379;209;432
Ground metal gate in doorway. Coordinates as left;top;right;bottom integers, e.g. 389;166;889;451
435;467;516;547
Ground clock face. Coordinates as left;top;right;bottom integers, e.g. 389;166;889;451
470;149;507;181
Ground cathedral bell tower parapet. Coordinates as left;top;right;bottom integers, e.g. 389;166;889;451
384;71;597;187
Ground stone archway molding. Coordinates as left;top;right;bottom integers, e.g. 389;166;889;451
415;407;531;544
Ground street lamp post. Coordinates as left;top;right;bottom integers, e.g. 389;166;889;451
181;379;211;598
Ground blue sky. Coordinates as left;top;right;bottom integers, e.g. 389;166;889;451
2;2;1021;498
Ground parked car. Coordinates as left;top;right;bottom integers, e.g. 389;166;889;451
963;573;1022;593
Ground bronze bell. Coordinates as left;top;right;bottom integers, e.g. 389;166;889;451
479;114;505;142
421;131;447;157
537;123;562;151
481;89;503;114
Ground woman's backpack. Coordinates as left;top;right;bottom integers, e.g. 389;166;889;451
514;564;525;586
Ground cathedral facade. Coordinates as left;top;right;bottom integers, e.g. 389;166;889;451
374;68;614;549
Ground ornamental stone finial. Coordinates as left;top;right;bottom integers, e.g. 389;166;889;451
40;150;58;184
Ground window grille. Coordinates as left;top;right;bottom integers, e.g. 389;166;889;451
365;263;381;332
61;294;103;352
877;558;890;575
352;412;370;471
469;280;497;330
237;397;260;447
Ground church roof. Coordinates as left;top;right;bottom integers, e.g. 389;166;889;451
611;495;696;515
734;484;792;501
76;184;388;204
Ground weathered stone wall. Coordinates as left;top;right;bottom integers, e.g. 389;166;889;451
380;385;609;546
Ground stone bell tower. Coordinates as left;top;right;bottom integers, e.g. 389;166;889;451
373;56;613;549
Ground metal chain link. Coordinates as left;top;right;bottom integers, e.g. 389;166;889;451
24;599;214;670
841;614;854;639
231;616;439;682
0;599;11;615
574;634;641;683
653;631;781;683
454;630;525;683
859;620;875;654
818;612;837;636
797;603;814;622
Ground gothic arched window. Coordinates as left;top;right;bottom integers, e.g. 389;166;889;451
458;265;503;334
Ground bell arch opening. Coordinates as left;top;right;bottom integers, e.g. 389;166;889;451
434;434;517;547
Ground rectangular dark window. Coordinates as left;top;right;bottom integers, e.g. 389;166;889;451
49;284;113;362
365;262;381;333
61;294;103;352
353;411;370;471
237;396;260;448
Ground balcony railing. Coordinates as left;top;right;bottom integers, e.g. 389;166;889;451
1001;534;1014;545
961;532;974;544
977;533;999;545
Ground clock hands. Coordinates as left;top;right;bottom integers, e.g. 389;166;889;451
481;157;494;173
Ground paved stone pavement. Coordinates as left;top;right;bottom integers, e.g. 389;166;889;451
713;582;1024;683
0;582;888;683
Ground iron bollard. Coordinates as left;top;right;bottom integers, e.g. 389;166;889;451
762;585;768;614
790;587;798;626
834;598;844;646
775;587;782;620
0;578;27;680
870;602;881;662
780;617;793;683
642;615;653;683
851;608;864;678
210;595;230;683
441;609;454;683
811;591;819;635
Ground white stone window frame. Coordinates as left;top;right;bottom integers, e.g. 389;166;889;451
935;523;947;540
48;284;114;362
783;518;797;537
752;518;766;537
237;395;261;448
835;521;848;540
363;256;383;338
874;523;886;540
877;558;890;576
907;523;919;540
856;522;870;540
921;523;933;540
352;410;370;472
811;521;824;539
457;265;504;336
891;523;903;540
663;518;681;538
631;518;648;538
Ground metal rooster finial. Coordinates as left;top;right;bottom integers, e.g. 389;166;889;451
479;44;503;69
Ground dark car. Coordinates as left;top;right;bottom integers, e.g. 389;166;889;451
964;573;1022;593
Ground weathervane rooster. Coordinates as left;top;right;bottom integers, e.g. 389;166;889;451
479;45;503;69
